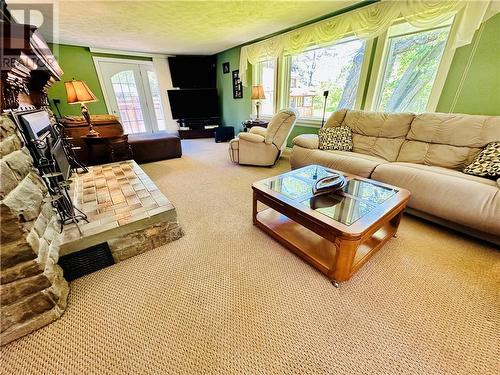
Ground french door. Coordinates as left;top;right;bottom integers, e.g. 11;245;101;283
94;58;166;134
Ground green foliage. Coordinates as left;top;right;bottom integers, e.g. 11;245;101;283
379;27;450;112
290;40;365;117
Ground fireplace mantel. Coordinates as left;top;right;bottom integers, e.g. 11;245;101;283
1;7;63;112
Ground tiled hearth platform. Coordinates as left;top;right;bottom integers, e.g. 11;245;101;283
60;160;183;262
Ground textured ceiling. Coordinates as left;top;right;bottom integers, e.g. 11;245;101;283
8;0;361;55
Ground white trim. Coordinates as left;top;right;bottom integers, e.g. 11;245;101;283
449;21;485;113
364;30;389;111
365;17;457;112
354;38;374;110
92;56;167;133
92;56;154;67
295;121;322;128
426;14;461;112
89;47;172;59
92;56;153;120
92;56;111;114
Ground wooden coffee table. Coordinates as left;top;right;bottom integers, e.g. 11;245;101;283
252;165;410;287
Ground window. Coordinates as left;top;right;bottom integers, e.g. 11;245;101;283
253;59;276;115
288;38;366;119
375;22;452;113
111;70;146;134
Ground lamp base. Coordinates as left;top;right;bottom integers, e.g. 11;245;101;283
86;128;99;137
81;102;99;137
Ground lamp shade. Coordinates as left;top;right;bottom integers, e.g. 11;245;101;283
65;80;98;104
251;85;266;100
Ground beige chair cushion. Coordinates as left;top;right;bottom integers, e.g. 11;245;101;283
372;162;500;235
228;108;297;166
249;126;267;137
325;109;414;161
228;138;239;163
397;113;500;170
265;108;298;148
290;145;387;178
238;140;279;166
239;132;265;143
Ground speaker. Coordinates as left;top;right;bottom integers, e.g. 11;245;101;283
215;126;234;143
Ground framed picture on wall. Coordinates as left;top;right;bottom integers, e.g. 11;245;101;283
232;70;243;99
223;62;230;74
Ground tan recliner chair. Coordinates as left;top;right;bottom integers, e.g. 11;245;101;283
229;108;298;166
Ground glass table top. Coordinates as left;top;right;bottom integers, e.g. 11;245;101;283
264;166;398;225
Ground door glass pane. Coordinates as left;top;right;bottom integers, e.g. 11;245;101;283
147;71;166;131
111;70;146;134
289;38;366;118
376;25;451;113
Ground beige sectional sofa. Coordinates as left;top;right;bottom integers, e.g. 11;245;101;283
291;109;500;245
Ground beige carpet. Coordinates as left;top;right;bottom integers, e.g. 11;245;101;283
1;139;499;374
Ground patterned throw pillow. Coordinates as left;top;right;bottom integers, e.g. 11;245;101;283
463;142;500;178
318;126;353;151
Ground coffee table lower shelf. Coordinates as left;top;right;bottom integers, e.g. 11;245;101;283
255;207;402;286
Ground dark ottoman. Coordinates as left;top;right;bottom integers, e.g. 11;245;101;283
128;132;182;163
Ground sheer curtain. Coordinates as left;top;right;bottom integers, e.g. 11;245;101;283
239;0;499;86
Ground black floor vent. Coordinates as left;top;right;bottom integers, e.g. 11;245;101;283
59;242;115;281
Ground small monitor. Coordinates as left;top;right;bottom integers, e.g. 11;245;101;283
20;110;52;140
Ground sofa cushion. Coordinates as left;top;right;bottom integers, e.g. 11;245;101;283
463;142;500;178
326;110;414;162
318;126;352;151
397;113;500;170
372;162;500;235
293;134;319;149
324;108;348;128
290;145;387;178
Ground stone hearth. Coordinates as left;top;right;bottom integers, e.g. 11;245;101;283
1;113;182;346
61;160;183;262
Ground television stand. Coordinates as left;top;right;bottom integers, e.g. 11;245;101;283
177;119;219;139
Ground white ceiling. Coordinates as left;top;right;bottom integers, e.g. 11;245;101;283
8;0;362;55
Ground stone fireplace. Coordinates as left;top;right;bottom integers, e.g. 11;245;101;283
1;115;69;345
0;113;184;345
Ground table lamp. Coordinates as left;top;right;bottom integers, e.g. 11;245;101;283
251;85;266;120
65;79;99;137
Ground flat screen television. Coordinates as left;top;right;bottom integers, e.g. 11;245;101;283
168;88;219;120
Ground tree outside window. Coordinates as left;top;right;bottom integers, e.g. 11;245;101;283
376;25;451;113
288;38;366;119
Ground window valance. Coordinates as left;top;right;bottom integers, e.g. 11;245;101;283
239;0;500;86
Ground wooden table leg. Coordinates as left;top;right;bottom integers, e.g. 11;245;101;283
391;210;404;237
252;191;258;225
330;238;359;283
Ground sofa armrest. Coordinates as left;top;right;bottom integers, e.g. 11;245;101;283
497;178;500;188
293;134;319;149
240;132;265;143
249;126;267;137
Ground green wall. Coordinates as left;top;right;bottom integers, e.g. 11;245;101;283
48;44;152;117
437;14;500;115
215;14;500;146
216;47;252;130
48;44;108;116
